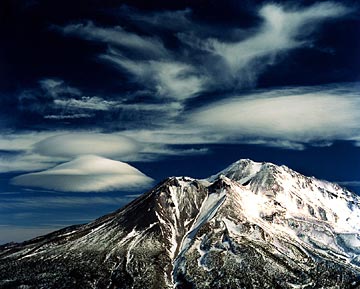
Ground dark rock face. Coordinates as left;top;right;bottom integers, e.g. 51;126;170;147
1;160;360;289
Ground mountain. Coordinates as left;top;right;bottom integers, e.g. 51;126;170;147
1;159;360;289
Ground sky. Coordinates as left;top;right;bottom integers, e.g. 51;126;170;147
0;0;359;244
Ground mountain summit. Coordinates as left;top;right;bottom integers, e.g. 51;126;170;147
1;160;360;288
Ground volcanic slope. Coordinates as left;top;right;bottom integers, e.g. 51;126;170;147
1;159;360;289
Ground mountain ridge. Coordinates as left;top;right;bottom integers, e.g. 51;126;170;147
1;159;360;289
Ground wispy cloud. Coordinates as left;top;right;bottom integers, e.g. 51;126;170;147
0;2;356;181
44;113;94;119
59;2;352;99
53;96;121;111
39;78;81;98
102;52;207;100
16;78;184;124
12;155;154;192
179;2;351;86
2;81;359;178
119;6;192;31
61;21;169;58
17;78;91;117
336;181;360;187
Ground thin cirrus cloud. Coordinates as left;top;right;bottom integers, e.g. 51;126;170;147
119;6;193;31
39;78;81;98
206;2;350;72
336;181;360;187
101;53;207;100
61;21;169;58
53;96;122;111
44;113;95;119
23;78;184;121
11;155;154;192
179;2;351;86
188;83;360;145
59;2;352;99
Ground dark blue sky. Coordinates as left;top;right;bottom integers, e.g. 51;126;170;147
0;0;359;243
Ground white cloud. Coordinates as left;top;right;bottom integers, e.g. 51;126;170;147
244;139;306;151
209;2;350;72
122;127;225;145
336;181;360;187
53;96;120;111
58;2;352;98
0;131;57;151
11;155;154;192
0;130;210;173
44;113;94;119
180;2;351;85
62;21;169;58
52;96;183;115
121;6;192;31
117;101;183;113
39;78;81;98
149;61;207;100
102;53;207;100
188;84;360;143
0;131;145;173
0;153;66;173
33;132;141;158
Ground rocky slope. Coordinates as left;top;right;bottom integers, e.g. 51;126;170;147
1;159;360;289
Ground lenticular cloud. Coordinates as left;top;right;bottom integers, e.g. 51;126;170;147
12;155;154;192
33;133;141;158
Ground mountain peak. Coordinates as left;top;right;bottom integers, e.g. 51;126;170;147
208;158;262;183
1;160;360;288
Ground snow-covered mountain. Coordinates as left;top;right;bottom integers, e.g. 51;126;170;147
1;159;360;289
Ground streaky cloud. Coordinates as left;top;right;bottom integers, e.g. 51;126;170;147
102;53;207;100
119;6;193;31
336;181;360;187
61;21;169;58
188;83;360;143
53;96;121;111
181;2;352;86
59;2;353;99
44;113;94;119
39;78;81;98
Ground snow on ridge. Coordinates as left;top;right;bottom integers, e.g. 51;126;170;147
172;187;227;283
207;158;263;183
205;159;360;234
